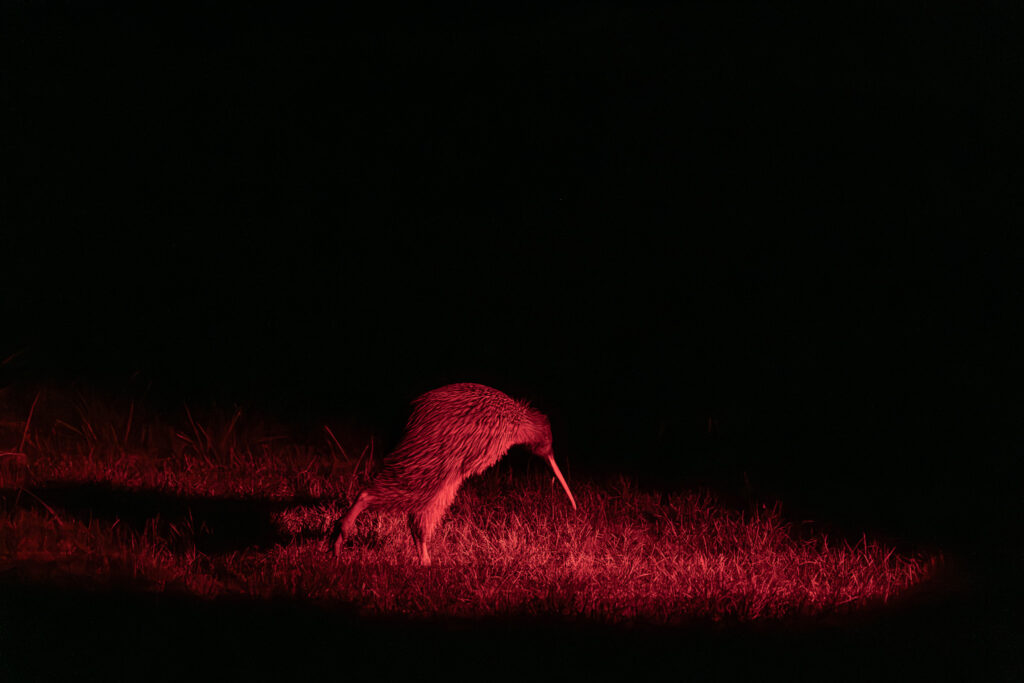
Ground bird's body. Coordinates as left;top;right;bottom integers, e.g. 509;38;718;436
333;383;576;565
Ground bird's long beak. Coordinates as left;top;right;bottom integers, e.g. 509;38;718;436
543;453;577;510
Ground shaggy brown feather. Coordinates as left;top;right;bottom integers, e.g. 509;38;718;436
332;383;571;565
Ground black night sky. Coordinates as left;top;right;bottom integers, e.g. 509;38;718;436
2;1;1022;675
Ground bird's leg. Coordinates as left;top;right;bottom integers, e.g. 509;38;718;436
409;498;450;567
407;513;431;566
333;490;373;557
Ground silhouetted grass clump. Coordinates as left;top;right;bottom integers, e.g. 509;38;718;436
0;387;936;623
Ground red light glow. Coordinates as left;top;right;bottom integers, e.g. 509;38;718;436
0;389;937;624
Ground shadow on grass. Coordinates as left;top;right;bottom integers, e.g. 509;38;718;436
0;483;324;554
0;483;1017;681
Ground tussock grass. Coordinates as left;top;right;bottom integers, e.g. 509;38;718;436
0;387;937;623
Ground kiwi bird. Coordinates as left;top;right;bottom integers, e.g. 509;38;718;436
332;383;577;566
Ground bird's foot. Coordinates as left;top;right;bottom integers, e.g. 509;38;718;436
332;534;355;558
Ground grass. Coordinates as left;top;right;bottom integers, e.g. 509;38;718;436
0;386;937;624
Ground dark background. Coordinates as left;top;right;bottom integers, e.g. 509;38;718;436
2;0;1020;618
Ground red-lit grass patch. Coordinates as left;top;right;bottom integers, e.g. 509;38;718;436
0;390;937;623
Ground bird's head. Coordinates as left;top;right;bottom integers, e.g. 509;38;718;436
524;411;577;511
